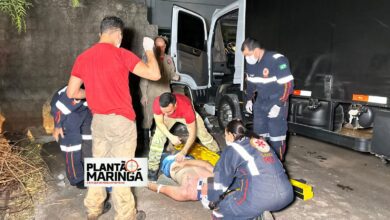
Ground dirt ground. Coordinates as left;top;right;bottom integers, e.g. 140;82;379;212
29;127;390;220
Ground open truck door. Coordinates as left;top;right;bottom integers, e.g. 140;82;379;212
170;5;209;97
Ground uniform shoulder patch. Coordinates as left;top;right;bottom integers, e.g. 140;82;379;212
273;53;284;59
250;138;271;153
279;63;287;70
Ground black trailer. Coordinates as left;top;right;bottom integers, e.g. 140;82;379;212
246;0;390;160
170;0;390;160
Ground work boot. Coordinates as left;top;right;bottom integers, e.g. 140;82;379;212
75;181;87;190
86;201;111;220
136;210;146;220
102;201;111;214
257;211;274;220
148;169;159;182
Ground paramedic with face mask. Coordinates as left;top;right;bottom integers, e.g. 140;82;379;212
241;37;294;161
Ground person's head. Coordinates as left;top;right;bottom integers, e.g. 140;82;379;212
241;37;264;65
159;92;177;116
225;119;259;145
99;16;124;48
154;36;168;54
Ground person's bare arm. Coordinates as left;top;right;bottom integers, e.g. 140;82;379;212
154;114;181;144
176;121;196;161
132;37;161;81
139;78;149;105
66;75;85;99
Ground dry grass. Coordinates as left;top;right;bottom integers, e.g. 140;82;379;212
0;134;49;219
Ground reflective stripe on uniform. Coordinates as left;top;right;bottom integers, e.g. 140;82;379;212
230;143;260;176
213;210;224;218
259;133;270;138
55;101;71;115
247;76;277;84
270;135;286;142
82;135;92;140
213;182;228;191
273;53;284;59
57;86;67;95
83;102;88;106
60;144;81;152
277;75;294;84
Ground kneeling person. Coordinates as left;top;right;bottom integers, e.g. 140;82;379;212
148;92;219;181
149;119;294;220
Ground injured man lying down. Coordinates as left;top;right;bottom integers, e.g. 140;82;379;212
147;119;294;220
148;153;213;203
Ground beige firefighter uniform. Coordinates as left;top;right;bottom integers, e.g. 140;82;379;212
140;54;179;129
148;112;219;171
84;114;137;220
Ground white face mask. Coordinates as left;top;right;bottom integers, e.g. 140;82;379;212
245;54;258;65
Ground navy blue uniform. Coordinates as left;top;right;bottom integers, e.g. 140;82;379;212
246;51;294;160
50;86;92;185
208;138;293;220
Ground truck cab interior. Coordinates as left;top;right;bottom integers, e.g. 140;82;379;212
211;10;238;87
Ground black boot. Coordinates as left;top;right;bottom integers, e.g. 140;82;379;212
148;169;159;182
75;181;87;189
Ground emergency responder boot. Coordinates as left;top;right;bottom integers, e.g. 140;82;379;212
75;181;86;189
136;210;146;220
148;169;159;182
86;201;111;220
256;211;274;220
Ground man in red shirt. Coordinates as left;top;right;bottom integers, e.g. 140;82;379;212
148;92;220;181
66;16;160;220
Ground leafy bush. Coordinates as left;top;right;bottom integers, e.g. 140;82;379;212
0;0;80;33
0;0;32;33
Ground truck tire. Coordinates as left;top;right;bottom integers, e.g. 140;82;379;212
217;94;242;129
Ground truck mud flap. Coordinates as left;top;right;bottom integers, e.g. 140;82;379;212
288;122;371;152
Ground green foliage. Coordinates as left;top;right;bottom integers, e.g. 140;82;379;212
71;0;80;8
0;0;79;33
0;0;32;33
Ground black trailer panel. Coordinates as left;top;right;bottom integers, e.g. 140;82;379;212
246;0;390;104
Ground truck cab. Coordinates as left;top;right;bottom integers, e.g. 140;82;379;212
170;1;246;128
169;0;390;161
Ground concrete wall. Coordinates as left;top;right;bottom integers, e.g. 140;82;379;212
0;0;157;132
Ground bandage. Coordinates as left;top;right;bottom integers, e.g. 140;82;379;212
157;184;164;194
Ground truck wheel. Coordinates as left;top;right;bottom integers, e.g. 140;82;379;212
217;94;241;129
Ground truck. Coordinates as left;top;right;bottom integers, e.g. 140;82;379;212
168;0;390;161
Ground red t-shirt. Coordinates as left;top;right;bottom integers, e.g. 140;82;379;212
153;94;196;124
71;43;140;120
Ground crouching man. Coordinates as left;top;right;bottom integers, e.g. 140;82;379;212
148;92;219;181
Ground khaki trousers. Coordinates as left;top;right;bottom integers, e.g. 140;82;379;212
84;114;137;220
148;112;219;171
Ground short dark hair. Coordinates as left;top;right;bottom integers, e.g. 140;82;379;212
100;16;124;34
241;37;261;52
159;92;176;107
